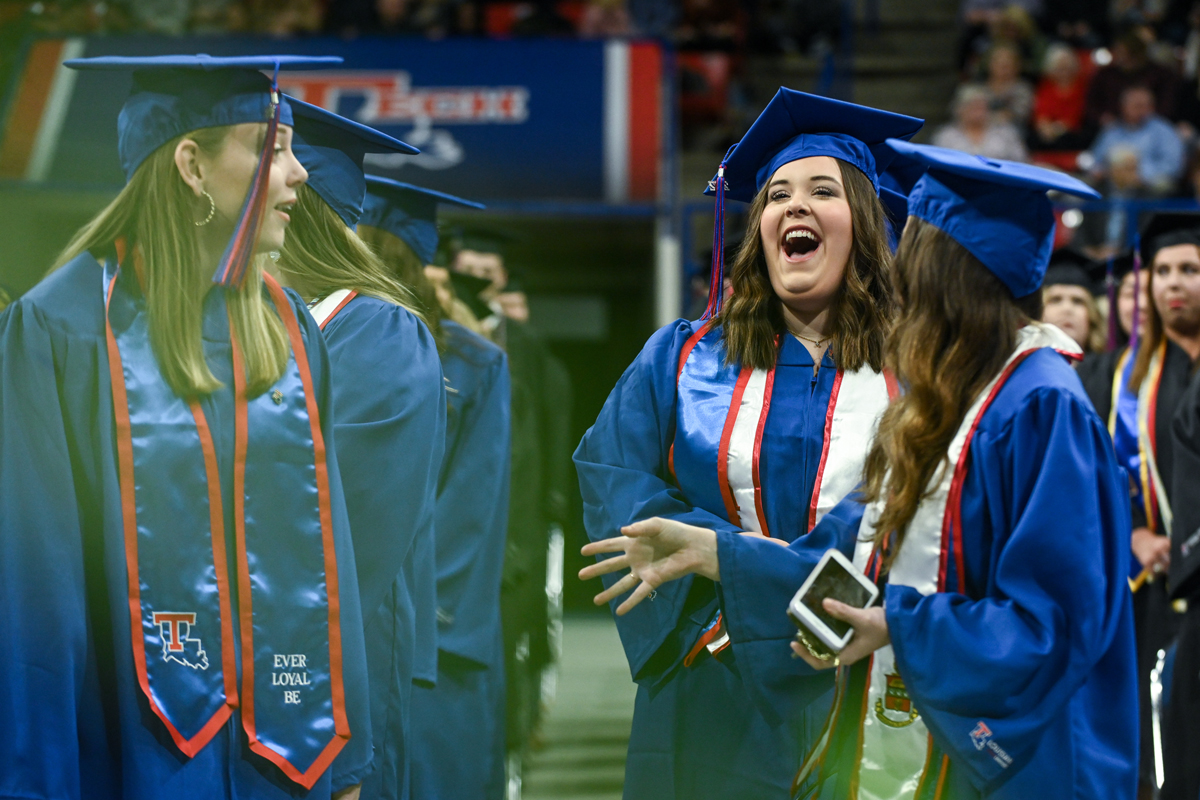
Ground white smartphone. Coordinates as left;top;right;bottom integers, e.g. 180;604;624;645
788;549;880;654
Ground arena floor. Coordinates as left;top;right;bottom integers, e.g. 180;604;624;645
524;614;636;800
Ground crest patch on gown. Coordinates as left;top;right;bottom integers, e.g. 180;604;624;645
874;672;918;727
152;612;209;670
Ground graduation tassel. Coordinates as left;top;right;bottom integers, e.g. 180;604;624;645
211;66;282;288
1105;255;1119;352
702;160;729;320
1130;235;1142;354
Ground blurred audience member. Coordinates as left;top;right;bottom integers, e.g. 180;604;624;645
627;0;676;36
1031;43;1094;149
1085;30;1180;127
1089;85;1185;194
983;42;1035;124
675;0;742;51
750;0;841;56
127;0;191;34
1041;0;1108;47
1074;148;1153;260
933;83;1029;161
959;1;1044;76
579;0;635;37
250;0;322;35
191;0;248;32
511;0;576;36
325;0;455;36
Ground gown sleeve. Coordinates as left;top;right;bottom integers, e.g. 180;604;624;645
887;385;1133;793
0;300;108;799
713;492;866;725
434;342;511;667
1169;370;1200;599
574;320;744;690
411;518;438;688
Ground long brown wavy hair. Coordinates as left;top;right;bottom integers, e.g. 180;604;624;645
863;218;1042;567
52;126;290;398
714;158;895;371
1128;245;1195;391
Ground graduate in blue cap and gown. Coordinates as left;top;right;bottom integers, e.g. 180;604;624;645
270;100;448;800
582;142;1137;799
0;54;377;798
573;89;922;800
357;178;511;800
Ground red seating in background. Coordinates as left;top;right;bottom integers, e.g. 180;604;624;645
484;1;586;36
678;51;731;125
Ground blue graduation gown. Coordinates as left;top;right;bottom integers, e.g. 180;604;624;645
317;295;446;800
411;320;511;800
575;319;844;800
717;348;1138;798
0;253;373;799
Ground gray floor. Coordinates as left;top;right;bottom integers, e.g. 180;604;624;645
523;614;636;800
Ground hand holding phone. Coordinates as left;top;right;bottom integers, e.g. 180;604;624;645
787;549;880;655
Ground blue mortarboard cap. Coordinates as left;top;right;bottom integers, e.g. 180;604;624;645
697;89;922;319
878;146;931;243
360;176;484;265
885;139;1100;298
709;89;924;201
287;99;418;228
64;54;343;182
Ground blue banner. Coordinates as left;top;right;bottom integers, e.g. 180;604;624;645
1;35;663;203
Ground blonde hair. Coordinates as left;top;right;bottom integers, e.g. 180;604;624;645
356;223;443;344
51;126;289;398
277;185;423;317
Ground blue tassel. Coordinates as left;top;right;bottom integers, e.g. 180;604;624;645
1130;234;1142;354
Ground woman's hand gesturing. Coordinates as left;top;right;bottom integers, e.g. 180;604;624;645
578;518;720;616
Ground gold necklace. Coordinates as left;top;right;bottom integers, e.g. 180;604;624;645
793;332;828;347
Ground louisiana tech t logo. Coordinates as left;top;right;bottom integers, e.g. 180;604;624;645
151;611;209;670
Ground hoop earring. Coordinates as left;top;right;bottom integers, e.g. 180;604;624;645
195;190;215;227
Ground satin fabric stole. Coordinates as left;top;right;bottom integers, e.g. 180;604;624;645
674;327;892;665
1136;340;1172;535
103;261;349;789
795;325;1081;800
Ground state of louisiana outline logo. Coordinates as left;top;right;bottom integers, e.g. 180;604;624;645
970;721;992;750
151;611;209;670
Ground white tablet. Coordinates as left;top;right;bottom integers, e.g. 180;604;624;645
787;549;880;653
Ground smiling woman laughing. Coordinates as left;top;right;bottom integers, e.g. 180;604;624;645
572;88;923;800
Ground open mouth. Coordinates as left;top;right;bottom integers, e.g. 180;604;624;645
274;200;296;220
782;226;820;259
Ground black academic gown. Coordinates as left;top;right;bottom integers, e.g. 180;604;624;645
1084;340;1194;788
1163;362;1200;800
498;317;571;754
